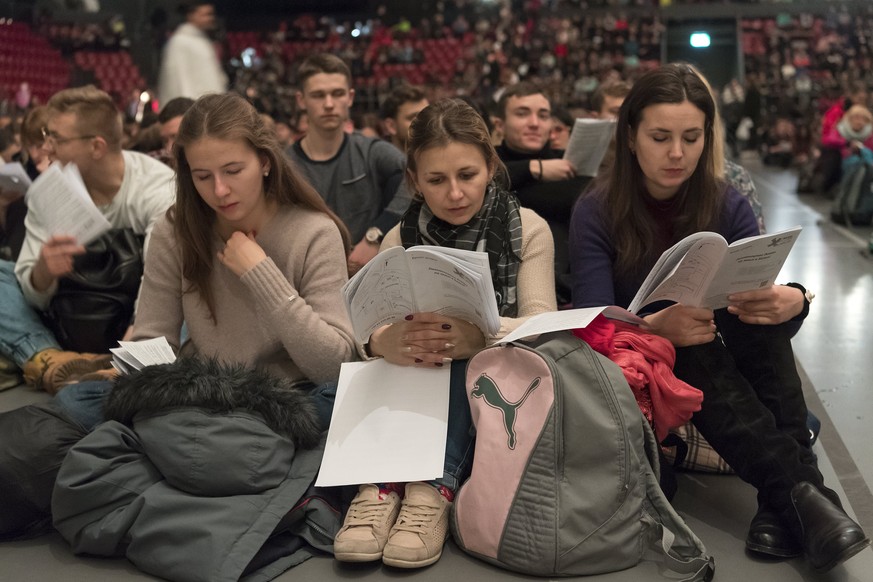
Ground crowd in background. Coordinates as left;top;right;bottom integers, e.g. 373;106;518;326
2;1;873;173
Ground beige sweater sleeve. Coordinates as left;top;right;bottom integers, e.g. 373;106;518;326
239;220;356;383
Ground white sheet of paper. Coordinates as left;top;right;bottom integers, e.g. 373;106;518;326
116;337;177;369
497;306;646;344
316;359;450;487
563;118;616;177
25;162;111;244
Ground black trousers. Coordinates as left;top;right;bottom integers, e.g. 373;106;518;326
675;310;839;523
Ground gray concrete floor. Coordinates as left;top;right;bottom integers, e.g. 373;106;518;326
1;155;872;581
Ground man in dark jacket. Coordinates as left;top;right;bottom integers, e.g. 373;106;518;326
493;82;589;305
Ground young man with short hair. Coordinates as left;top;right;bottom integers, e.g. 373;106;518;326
157;96;195;158
379;85;429;153
493;82;589;305
288;54;411;274
590;79;631;120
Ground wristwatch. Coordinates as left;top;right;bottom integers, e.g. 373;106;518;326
785;282;814;319
365;226;384;245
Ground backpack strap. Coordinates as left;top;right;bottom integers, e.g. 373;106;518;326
640;414;716;581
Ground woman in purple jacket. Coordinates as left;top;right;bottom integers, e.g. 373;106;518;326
569;63;868;571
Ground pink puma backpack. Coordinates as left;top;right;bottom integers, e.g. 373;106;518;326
451;332;714;579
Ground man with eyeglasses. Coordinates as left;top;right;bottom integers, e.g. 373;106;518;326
0;85;174;394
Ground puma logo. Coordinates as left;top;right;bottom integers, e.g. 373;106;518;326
471;373;541;450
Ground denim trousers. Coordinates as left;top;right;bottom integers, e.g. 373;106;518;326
677;310;839;523
54;378;341;435
0;260;60;367
436;359;475;491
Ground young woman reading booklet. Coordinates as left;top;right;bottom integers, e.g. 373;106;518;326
569;63;868;571
333;98;556;569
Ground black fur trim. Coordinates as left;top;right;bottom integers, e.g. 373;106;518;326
104;357;321;449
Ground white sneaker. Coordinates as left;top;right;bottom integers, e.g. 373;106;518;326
382;482;451;568
334;484;401;562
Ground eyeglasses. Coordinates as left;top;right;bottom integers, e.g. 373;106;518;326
41;127;97;145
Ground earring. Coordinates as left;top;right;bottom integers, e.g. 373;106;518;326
263;170;269;177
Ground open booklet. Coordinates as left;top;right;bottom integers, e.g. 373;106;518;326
628;225;802;314
563;118;616;177
342;245;501;343
110;337;177;374
0;162;32;196
25;161;111;245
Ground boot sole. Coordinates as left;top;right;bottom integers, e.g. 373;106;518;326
745;541;802;559
812;536;871;572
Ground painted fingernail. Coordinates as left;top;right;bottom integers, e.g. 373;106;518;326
441;323;452;330
415;358;423;363
444;343;455;350
434;362;443;367
405;315;414;320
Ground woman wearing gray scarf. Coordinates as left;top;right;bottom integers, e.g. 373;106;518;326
333;99;556;570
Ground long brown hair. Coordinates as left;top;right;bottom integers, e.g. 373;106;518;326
599;63;723;275
171;93;350;319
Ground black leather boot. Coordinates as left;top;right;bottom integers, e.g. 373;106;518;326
746;502;802;558
790;482;870;571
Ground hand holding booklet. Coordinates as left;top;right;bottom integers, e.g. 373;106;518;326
563;118;616;177
25;162;111;245
342;245;501;343
628;225;802;314
110;337;177;374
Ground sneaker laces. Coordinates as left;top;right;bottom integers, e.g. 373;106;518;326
391;500;441;534
344;495;396;527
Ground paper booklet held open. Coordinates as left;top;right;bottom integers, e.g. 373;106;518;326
341;245;501;344
628;225;802;315
562;118;616;177
25;161;111;245
110;337;176;374
498;226;802;344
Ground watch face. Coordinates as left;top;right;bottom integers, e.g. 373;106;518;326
366;228;382;243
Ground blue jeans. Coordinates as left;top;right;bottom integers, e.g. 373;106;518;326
54;378;340;435
437;360;475;491
54;380;112;432
0;260;60;367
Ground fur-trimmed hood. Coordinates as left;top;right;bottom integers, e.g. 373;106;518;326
105;357;321;450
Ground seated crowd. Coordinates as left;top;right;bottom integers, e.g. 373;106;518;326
0;3;871;578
